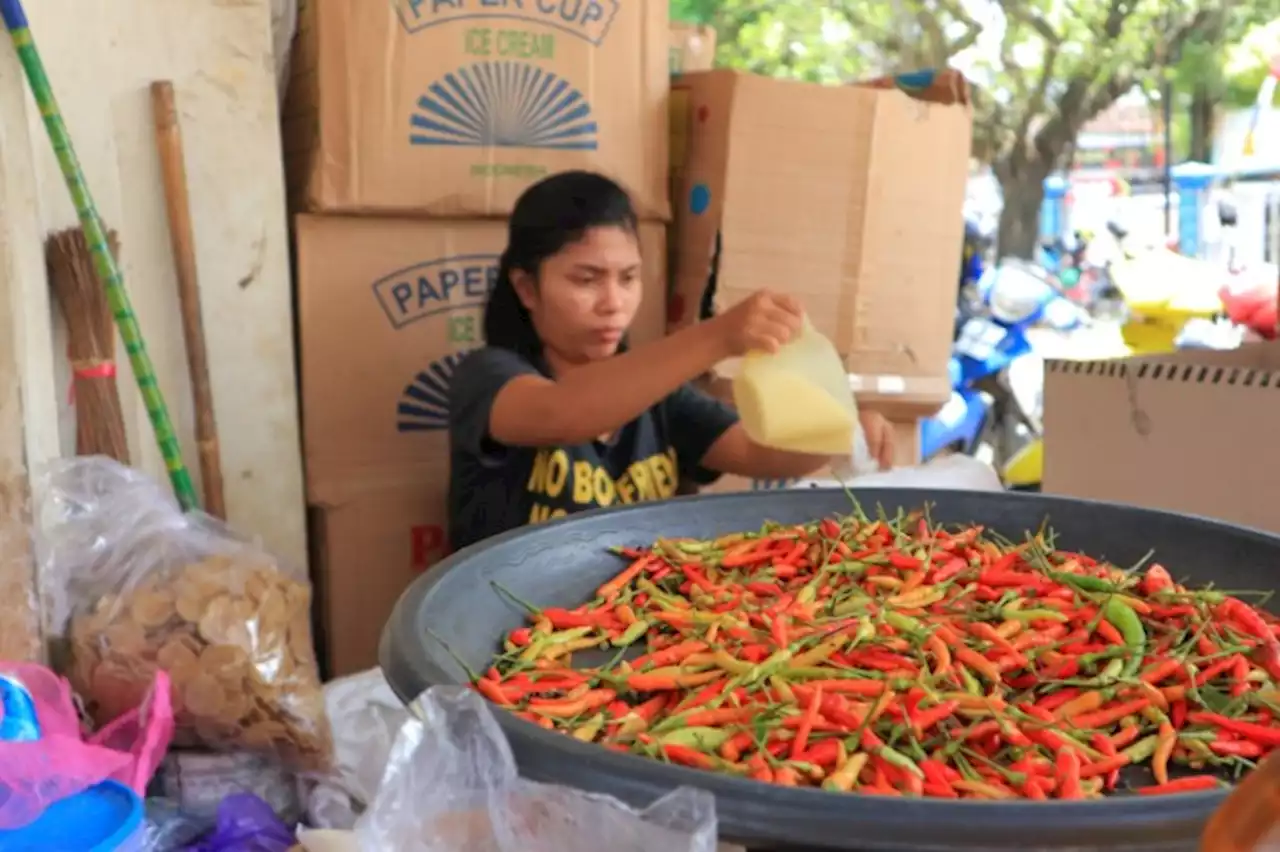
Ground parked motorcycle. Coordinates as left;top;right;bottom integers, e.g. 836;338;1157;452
923;260;1087;468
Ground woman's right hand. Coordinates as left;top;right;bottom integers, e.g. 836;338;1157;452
710;290;805;357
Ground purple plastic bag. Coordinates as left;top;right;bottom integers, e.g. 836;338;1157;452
184;794;295;852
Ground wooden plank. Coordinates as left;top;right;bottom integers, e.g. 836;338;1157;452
25;0;306;570
0;32;61;660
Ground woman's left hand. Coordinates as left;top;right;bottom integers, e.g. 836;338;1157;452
860;411;895;471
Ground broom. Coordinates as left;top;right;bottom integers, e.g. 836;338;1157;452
1;0;199;510
47;228;130;463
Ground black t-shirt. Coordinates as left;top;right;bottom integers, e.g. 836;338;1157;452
447;347;739;550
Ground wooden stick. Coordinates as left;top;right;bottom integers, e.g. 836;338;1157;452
150;80;225;519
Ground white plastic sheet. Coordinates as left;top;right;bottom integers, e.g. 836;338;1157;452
351;688;718;852
823;453;1004;492
304;669;408;830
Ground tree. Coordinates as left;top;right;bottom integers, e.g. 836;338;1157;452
1172;11;1279;163
672;0;1248;258
960;1;1229;257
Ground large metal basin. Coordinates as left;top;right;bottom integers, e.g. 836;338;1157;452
380;488;1280;851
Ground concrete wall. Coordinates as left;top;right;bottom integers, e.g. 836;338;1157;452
0;0;306;606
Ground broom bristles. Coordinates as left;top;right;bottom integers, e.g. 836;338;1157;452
46;228;130;464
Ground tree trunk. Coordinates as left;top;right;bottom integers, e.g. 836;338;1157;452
994;165;1049;260
1188;85;1215;163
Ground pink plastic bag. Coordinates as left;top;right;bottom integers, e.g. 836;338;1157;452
0;662;173;830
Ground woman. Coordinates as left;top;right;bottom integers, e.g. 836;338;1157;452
447;171;894;549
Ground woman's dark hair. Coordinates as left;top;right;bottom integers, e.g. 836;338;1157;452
484;170;639;357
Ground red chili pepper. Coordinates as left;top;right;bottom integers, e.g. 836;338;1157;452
790;686;823;759
988;551;1019;572
1071;698;1152;729
1078;754;1130;779
540;607;596;629
1135;775;1221;795
1055;749;1084;799
1139;564;1173;597
1195;655;1242;687
1209;739;1264;758
911;700;960;737
662;744;717;770
888;551;922;570
473;678;515;705
1188;712;1280;747
978;570;1047;589
1221;598;1280;648
932;556;968;583
799;737;844;768
1140;659;1183;685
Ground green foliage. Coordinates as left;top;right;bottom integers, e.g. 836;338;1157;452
678;0;1273;256
1222;20;1280;107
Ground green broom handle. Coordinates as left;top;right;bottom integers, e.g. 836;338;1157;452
1;0;199;510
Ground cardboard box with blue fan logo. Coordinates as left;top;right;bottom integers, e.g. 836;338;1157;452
295;213;668;674
281;0;669;219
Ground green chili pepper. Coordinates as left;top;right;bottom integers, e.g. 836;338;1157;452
852;616;876;646
885;610;925;636
1102;596;1146;677
518;626;594;662
959;667;983;696
777;666;868;680
656;726;733;750
1177;730;1217;743
612;620;651;647
1000;605;1067;622
636;579;686;609
831;594;872;618
745;649;795;684
878;745;924;778
1122;734;1161;763
1049;572;1117;593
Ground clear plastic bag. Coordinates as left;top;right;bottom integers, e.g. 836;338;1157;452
37;457;332;771
354;687;719;852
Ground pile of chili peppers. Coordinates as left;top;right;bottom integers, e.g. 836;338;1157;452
472;505;1280;799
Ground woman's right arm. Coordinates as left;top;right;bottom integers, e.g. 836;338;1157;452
488;291;801;447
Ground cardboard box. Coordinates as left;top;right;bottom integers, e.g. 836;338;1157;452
282;0;669;218
667;22;716;184
669;22;716;75
296;214;668;502
668;71;971;404
1043;345;1280;535
310;481;449;677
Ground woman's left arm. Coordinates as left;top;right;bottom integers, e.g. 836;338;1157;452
666;384;894;481
702;424;829;479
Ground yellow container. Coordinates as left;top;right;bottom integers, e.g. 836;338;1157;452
732;319;860;457
1003;438;1043;488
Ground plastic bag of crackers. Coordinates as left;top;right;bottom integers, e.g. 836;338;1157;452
36;457;332;772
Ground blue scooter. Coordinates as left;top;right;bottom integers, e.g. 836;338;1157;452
923;260;1086;464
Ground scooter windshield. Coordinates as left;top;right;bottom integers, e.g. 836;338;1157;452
983;261;1056;324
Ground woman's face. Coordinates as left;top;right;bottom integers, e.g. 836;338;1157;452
514;225;642;364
